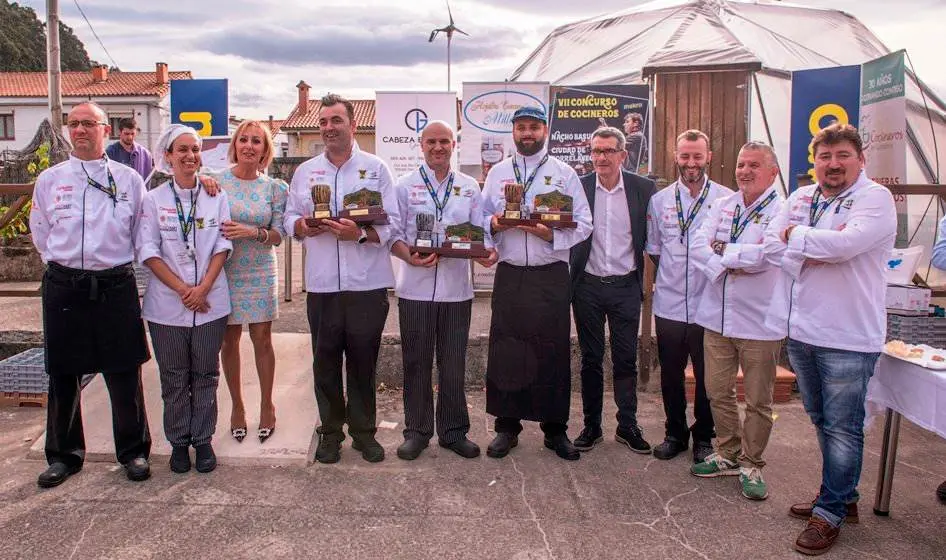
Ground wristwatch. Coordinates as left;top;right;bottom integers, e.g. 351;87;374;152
357;227;369;244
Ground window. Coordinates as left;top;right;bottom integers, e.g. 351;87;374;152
0;114;13;140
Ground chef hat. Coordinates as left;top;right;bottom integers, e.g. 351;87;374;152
152;124;201;175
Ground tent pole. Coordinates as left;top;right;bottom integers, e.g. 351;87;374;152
752;73;787;196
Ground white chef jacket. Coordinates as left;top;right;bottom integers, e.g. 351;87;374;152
136;181;233;326
283;143;397;293
585;174;635;276
30;155;146;270
481;148;592;266
763;171;896;353
691;185;786;340
393;164;491;302
646;178;731;323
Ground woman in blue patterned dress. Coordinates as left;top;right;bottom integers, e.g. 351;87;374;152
218;121;288;443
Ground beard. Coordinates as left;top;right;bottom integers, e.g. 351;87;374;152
677;163;707;184
515;136;545;157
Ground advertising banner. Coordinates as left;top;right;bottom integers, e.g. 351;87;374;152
459;82;549;182
788;66;861;192
548;85;651;176
170;79;229;138
861;50;907;244
375;91;458;181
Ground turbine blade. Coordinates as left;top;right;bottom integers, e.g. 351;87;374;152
455;27;470;37
428;30;438;42
447;0;455;25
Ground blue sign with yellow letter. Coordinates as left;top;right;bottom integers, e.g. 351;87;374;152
170;79;229;138
788;66;860;192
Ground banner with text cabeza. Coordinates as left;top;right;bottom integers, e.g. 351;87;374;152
548;85;651;176
460;82;549;183
375;92;458;181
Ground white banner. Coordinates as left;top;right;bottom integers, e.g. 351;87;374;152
459;82;549;183
375;91;458;181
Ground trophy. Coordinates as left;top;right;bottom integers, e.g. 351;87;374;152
414;213;435;249
305;183;332;226
503;183;525;219
529;189;577;228
338;187;389;225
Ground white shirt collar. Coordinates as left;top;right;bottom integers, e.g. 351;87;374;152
595;173;625;194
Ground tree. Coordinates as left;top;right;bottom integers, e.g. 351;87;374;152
0;1;92;72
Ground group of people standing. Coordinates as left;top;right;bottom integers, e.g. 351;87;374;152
31;94;896;556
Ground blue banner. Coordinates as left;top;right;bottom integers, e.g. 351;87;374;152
788;66;861;192
170;79;229;138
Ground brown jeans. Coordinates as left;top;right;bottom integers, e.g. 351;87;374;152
704;330;782;468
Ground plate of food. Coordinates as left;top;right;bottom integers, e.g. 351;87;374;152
883;340;946;369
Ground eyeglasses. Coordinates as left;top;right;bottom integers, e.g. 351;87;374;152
590;148;624;156
66;120;107;129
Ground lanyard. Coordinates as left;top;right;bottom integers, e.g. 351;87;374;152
730;190;777;242
171;182;199;250
419;166;454;222
808;187;849;227
674;179;710;243
81;161;117;206
512;154;549;197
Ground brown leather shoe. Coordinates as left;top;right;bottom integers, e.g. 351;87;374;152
794;516;840;556
789;497;859;523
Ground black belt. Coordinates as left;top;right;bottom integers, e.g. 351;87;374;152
582;270;636;285
47;261;134;301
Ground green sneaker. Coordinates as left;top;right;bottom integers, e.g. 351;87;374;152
690;453;739;477
740;467;769;500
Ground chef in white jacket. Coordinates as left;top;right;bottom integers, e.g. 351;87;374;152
763;123;895;555
137;125;232;475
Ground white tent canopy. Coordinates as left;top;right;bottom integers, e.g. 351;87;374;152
512;0;946;280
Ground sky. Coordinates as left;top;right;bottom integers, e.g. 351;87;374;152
18;0;946;120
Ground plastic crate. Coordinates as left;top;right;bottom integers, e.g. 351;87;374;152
0;348;48;394
887;315;946;347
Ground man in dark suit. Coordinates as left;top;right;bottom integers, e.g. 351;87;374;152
570;126;655;453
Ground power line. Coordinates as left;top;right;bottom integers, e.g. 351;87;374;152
71;0;119;68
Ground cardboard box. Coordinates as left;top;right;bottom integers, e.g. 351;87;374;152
886;284;931;314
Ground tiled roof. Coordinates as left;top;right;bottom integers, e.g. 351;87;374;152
0;70;191;98
281;99;376;131
264;119;285;135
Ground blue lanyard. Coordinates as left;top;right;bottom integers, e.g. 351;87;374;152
170;182;199;250
81;161;117;206
511;154;549;197
674;180;710;243
730;191;777;242
808;187;849;227
419;166;454;222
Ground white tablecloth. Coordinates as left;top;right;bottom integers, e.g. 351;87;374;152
867;354;946;439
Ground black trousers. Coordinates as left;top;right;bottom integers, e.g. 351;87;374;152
398;298;472;444
45;369;151;467
655;316;714;443
306;289;389;442
572;272;642;431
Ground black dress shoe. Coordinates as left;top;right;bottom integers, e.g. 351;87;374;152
692;440;714;464
439;438;481;458
396;438;429;460
194;444;217;473
37;462;81;488
574;426;603;452
315;429;343;464
544;434;580;461
170;446;191;473
487;432;518;458
124;457;151;481
352;437;385;463
616;425;652;454
652;437;688;460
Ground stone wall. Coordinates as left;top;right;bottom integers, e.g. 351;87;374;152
0;236;43;282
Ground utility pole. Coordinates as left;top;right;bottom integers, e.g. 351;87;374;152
47;0;63;130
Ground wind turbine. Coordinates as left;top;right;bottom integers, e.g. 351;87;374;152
428;0;469;91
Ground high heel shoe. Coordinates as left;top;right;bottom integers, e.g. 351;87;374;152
258;426;275;443
231;427;247;443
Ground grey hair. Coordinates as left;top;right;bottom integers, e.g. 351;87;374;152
70;101;107;120
592;126;627;149
740;140;779;168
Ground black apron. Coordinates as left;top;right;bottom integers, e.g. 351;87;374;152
486;261;571;423
42;262;150;377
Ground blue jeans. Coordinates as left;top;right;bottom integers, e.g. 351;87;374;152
787;339;878;528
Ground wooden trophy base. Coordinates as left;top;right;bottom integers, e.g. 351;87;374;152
339;206;389;225
409;242;490;259
497;212;577;229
